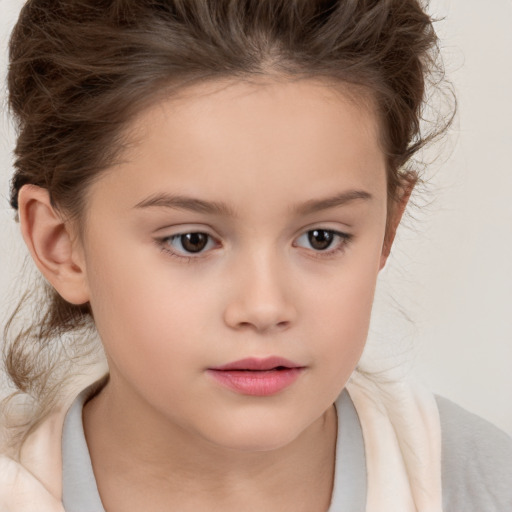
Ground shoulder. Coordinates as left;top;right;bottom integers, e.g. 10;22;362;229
436;395;512;512
0;454;65;511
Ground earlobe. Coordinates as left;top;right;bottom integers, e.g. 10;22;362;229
17;185;90;305
379;175;416;270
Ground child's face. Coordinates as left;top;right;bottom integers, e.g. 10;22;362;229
77;79;390;450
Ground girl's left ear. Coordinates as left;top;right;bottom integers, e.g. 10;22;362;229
17;184;90;305
379;175;416;270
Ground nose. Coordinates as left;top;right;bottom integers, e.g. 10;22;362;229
223;250;297;334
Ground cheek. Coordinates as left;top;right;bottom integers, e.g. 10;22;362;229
82;233;209;378
313;274;376;356
307;245;381;373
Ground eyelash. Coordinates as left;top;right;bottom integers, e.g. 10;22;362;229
156;229;353;264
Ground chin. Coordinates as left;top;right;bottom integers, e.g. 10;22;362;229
199;416;312;454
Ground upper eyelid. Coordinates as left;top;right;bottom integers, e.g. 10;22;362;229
159;227;349;240
162;232;219;249
292;229;350;248
160;228;350;254
156;222;351;236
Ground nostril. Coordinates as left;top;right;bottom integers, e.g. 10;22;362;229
223;300;296;333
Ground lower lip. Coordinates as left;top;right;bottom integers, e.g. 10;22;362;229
206;368;304;396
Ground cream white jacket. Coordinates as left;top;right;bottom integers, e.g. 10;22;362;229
0;372;443;512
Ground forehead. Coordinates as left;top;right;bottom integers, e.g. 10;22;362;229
88;78;386;218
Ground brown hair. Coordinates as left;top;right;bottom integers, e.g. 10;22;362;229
3;0;454;448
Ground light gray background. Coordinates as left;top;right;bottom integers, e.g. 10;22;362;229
1;0;511;435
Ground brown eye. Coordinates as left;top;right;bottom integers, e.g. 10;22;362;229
179;233;209;253
294;228;352;258
307;229;335;250
158;231;218;262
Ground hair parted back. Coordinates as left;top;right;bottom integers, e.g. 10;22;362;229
3;0;454;449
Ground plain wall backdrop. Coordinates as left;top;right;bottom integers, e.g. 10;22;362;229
0;0;511;435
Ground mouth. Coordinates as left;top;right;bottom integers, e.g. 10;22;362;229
207;357;306;396
209;356;304;372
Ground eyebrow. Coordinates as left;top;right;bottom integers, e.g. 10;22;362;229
293;190;373;215
134;193;237;217
133;189;372;217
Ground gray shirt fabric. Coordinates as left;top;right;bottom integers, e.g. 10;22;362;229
61;384;512;511
437;396;512;512
61;380;107;512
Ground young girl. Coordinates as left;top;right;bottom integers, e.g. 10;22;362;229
1;1;511;511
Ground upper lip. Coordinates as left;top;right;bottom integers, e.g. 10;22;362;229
209;356;304;371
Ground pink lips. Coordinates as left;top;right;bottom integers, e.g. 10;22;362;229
207;357;305;396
